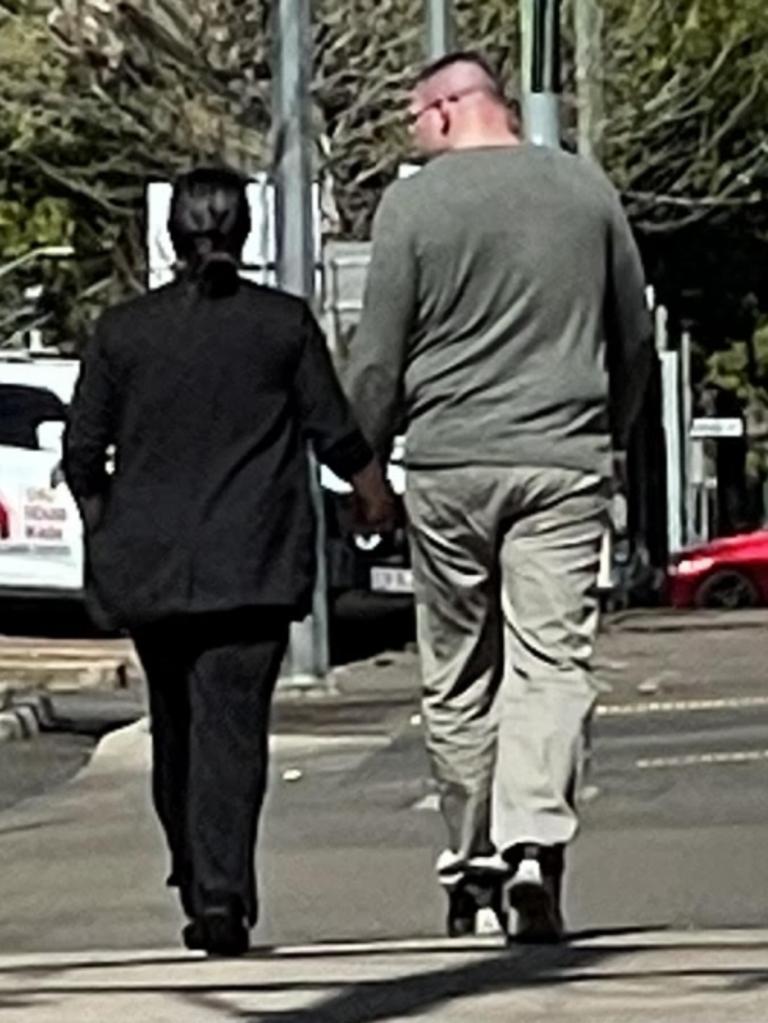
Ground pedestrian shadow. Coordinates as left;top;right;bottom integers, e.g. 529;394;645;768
239;929;768;1023
4;928;768;1023
5;928;768;1022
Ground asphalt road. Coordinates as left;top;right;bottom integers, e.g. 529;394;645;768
1;611;768;953
0;733;94;815
256;693;768;945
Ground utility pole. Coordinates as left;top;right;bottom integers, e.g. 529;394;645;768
274;0;329;684
680;328;695;544
519;0;562;149
425;0;455;60
573;0;604;161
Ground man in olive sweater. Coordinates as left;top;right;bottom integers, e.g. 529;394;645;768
346;52;653;943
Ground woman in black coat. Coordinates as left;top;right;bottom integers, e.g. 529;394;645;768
64;167;392;956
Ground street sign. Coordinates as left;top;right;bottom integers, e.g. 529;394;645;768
690;418;744;440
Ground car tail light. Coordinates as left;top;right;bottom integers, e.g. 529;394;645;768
0;501;9;541
672;555;715;576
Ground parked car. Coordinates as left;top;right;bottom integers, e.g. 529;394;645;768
666;529;768;609
321;438;413;599
0;355;84;599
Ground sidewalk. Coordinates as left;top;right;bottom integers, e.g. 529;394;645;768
0;693;767;1021
1;929;767;1020
1;612;768;1019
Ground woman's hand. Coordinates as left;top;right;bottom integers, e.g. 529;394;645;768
351;460;396;533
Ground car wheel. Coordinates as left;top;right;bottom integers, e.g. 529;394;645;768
694;570;759;610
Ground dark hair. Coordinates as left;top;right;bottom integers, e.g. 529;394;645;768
414;50;504;98
168;167;251;297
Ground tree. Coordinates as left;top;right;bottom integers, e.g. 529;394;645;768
2;0;767;350
594;0;768;237
2;0;274;348
707;319;768;476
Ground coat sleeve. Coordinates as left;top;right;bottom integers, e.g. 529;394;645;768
344;182;417;459
293;303;374;480
604;193;655;449
63;314;118;500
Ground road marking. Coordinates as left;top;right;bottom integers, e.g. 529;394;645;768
413;793;441;812
637;749;768;770
598;696;768;717
271;734;391;752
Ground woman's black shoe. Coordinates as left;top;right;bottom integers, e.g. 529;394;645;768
182;919;206;951
182;900;249;957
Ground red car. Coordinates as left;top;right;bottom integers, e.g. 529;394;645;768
667;529;768;608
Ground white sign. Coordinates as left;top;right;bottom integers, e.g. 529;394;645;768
690;418;744;439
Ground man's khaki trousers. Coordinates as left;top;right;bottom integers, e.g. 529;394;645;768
405;465;608;868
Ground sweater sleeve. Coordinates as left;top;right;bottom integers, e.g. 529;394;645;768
604;193;654;449
344;183;417;459
293;303;374;480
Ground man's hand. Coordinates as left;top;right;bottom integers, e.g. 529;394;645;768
351;460;396;533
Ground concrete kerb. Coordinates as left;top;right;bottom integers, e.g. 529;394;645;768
603;608;768;633
0;691;57;744
0;659;136;692
81;716;152;775
0;636;142;694
0;714;24;742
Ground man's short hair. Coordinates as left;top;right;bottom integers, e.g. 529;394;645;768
413;50;505;99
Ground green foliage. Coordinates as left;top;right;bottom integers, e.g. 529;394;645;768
598;0;768;236
707;319;768;476
0;0;766;352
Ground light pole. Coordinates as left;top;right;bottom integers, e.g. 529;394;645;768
425;0;455;61
273;0;329;685
520;0;562;149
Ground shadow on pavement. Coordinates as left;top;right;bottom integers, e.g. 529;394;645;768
244;937;768;1023
4;933;768;1022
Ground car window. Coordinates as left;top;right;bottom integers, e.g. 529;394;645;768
0;384;66;450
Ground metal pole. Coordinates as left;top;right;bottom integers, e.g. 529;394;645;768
425;0;455;60
274;0;329;684
660;352;684;555
274;0;314;299
680;329;694;545
520;0;562;149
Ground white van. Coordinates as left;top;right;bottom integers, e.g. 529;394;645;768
0;354;84;598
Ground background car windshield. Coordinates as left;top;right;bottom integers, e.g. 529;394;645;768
0;384;66;450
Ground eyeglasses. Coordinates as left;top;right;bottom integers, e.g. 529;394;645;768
407;86;491;127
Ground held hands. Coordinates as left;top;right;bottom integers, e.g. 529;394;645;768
351;460;397;533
